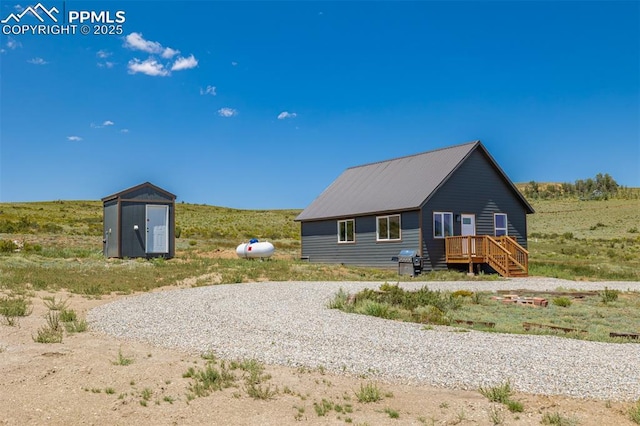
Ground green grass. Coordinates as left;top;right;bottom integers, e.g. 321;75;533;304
1;195;639;291
184;357;275;400
64;318;88;333
184;363;235;397
42;296;69;311
355;382;382;403
314;399;334;416
33;311;64;343
59;308;77;322
540;411;580;426
112;348;134;366
140;388;153;401
331;284;640;343
479;381;516;405
0;295;32;325
630;400;640;424
384;407;400;418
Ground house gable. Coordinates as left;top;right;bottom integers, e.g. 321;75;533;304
421;147;531;270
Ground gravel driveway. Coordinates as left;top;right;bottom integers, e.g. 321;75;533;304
88;278;640;401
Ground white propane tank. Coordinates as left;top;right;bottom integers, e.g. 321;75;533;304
235;239;275;259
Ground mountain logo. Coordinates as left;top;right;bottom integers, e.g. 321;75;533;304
1;3;59;24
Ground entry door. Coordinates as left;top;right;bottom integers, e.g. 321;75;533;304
146;205;169;254
461;214;476;255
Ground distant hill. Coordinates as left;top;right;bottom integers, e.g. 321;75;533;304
1;195;638;280
0;200;301;246
1;189;638;243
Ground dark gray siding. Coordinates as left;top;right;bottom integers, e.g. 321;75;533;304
421;148;529;270
117;202;176;258
120;202;147;258
301;210;420;267
103;200;119;257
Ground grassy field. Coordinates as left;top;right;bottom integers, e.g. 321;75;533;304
0;189;639;299
328;283;640;343
525;196;640;280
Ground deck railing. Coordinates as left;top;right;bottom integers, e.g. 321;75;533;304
497;235;529;273
445;235;528;277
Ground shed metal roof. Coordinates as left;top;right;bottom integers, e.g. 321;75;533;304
101;182;176;202
295;140;533;221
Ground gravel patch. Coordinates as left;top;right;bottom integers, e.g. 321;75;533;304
88;278;640;401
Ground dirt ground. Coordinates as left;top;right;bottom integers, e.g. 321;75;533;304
1;287;637;426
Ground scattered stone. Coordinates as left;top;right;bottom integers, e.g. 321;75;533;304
88;278;640;402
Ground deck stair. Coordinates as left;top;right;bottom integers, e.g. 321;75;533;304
445;235;528;277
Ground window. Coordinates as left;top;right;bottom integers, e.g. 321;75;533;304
338;219;355;243
377;215;401;241
433;212;453;238
494;213;508;236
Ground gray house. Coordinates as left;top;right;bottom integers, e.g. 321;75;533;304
102;182;176;259
295;141;534;277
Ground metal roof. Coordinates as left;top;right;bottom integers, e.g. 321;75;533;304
101;182;176;202
296;141;533;221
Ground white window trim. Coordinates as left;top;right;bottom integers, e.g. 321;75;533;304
433;211;453;239
337;219;355;244
494;213;508;236
376;214;401;241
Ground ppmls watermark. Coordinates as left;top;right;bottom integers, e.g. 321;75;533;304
1;2;126;36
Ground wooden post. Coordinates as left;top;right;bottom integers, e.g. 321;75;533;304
467;237;473;275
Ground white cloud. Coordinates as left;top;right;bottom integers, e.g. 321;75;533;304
6;37;21;49
97;61;115;68
217;107;237;117
27;57;47;65
231;61;238;66
120;129;129;133
162;47;180;58
122;32;197;77
96;49;111;58
91;120;116;129
171;55;198;71
123;32;163;54
67;136;82;141
123;32;180;59
14;4;24;12
277;111;297;120
200;85;216;96
127;58;169;77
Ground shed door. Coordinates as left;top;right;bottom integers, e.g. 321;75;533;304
461;214;476;255
146;205;169;254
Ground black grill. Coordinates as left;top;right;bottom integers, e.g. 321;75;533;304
394;249;423;277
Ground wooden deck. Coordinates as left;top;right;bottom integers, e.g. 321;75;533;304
445;235;529;277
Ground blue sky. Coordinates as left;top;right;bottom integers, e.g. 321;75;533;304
1;1;638;209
